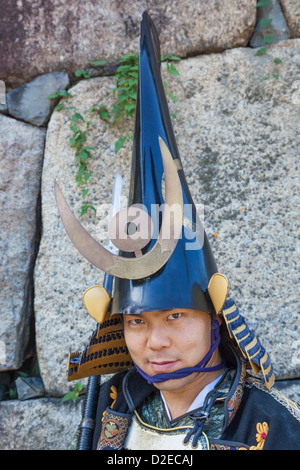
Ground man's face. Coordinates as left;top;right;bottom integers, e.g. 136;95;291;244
123;308;217;392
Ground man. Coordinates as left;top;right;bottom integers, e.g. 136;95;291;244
56;12;300;450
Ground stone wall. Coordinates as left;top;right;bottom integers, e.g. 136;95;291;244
0;0;299;450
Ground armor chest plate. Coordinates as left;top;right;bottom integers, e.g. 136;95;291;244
123;412;209;450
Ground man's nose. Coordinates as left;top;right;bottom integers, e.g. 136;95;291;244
146;325;171;350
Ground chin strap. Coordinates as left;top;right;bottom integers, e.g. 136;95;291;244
134;319;226;384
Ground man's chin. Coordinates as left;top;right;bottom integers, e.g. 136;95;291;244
152;373;199;392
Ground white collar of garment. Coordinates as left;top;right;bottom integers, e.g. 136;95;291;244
160;375;222;421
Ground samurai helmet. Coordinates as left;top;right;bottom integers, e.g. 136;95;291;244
56;12;274;390
55;12;217;316
112;12;218;317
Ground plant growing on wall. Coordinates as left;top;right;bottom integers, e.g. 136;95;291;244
89;53;180;154
62;381;83;403
255;0;283;80
49;54;180;217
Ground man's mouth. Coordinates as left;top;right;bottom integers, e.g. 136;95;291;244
149;360;178;373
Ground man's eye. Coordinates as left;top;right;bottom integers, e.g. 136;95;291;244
129;318;144;325
168;312;183;320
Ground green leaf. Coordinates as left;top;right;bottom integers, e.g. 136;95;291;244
124;102;135;115
79;204;89;216
84;172;92;183
89;60;107;66
69;124;78;133
167;63;180;76
88;105;97;113
262;35;275;45
129;89;137;100
127;78;138;87
75;130;87;146
71;112;84;123
260;18;272;28
118;91;130;104
35;362;40;376
116;64;132;75
17;371;29;377
74;69;90;79
47;92;59;99
48;89;73;100
255;47;267;56
62;391;73;402
75;382;83;392
117;53;139;63
79;204;96;216
128;64;139;71
161;55;181;62
256;0;272;6
9;388;17;400
112;104;121;118
54;103;64;111
81;189;89;199
99;107;110;120
167;92;178;102
128;71;139;79
274;57;283;64
76;165;85;183
72;393;79;403
60;89;73;98
78;150;90;163
69;136;75;147
115;136;126;154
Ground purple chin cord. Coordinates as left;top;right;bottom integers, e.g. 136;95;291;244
134;319;225;384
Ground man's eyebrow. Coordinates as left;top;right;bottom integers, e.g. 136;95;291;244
125;313;144;317
125;309;176;318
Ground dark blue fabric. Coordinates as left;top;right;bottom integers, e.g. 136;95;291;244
92;349;300;450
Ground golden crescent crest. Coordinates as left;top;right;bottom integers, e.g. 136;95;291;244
54;136;184;279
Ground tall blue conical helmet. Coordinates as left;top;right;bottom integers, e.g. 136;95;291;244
112;12;218;316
